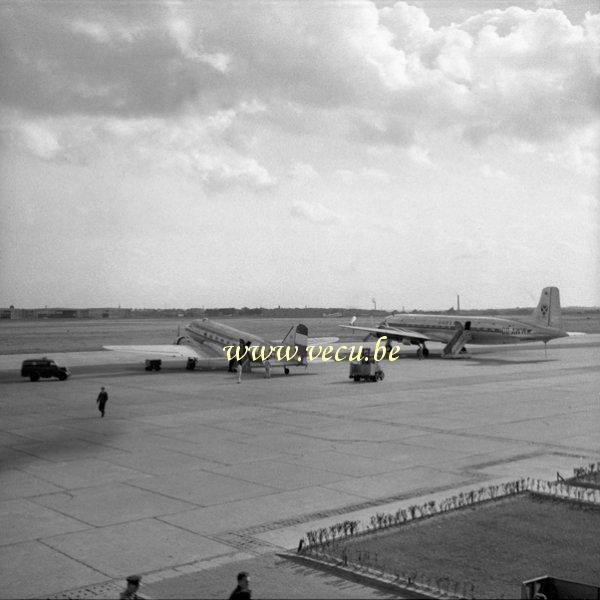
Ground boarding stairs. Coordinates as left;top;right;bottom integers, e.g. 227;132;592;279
442;322;472;357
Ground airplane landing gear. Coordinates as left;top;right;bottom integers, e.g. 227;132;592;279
186;358;197;370
284;367;290;375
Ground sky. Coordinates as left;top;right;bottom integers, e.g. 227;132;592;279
0;0;598;310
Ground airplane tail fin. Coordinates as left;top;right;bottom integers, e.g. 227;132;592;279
532;287;562;328
281;324;308;363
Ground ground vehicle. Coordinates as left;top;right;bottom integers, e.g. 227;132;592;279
349;349;384;382
21;358;71;381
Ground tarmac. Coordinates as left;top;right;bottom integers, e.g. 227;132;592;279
0;336;599;599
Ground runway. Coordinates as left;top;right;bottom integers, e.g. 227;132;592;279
1;336;599;598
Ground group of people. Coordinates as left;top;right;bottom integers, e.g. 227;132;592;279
118;571;251;599
228;339;271;382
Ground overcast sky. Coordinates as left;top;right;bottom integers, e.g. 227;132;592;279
1;0;598;310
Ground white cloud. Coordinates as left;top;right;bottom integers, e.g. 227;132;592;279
361;167;392;184
545;126;599;177
480;164;511;180
19;122;62;160
536;0;564;8
167;16;231;72
290;200;339;224
333;167;392;185
6;111;276;190
407;145;433;166
333;169;357;185
288;163;320;182
70;20;111;43
2;1;597;151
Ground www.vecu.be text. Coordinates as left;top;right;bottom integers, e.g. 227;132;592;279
223;336;401;362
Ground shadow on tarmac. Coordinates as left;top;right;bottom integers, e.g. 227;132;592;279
0;363;322;383
0;421;121;471
465;357;559;366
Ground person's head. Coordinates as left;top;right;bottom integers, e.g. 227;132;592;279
237;572;249;590
126;575;140;592
101;386;105;391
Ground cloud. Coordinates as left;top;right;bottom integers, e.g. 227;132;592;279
19;122;62;159
290;200;339;224
535;0;564;8
333;167;391;185
406;145;433;166
288;163;320;182
1;1;598;160
480;164;511;180
4;110;276;189
361;167;392;184
545;126;599;176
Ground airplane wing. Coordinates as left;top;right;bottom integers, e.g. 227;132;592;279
103;345;207;359
270;336;338;344
339;324;430;342
308;337;339;345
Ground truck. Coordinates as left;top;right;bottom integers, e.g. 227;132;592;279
348;348;384;382
21;358;71;382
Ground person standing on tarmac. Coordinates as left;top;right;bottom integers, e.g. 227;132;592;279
96;386;108;417
230;338;245;372
119;575;141;599
229;572;251;600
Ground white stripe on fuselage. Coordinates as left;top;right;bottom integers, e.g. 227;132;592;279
385;314;564;344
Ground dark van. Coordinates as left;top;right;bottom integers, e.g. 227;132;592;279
21;358;71;381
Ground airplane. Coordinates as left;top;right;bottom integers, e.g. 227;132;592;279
104;318;337;374
340;287;569;358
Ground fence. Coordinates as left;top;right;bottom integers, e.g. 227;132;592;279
299;465;600;600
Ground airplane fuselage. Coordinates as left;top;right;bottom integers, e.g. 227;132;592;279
184;318;266;351
383;314;567;345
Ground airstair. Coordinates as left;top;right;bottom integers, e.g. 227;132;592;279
442;321;472;357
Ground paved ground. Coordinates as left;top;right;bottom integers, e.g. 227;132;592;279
0;337;599;598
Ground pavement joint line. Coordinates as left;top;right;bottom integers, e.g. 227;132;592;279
47;550;257;598
116;480;209;508
4;339;598;599
208;531;281;554
36;538;112;579
50;477;553;599
226;478;483;537
25;498;105;529
239;471;591;546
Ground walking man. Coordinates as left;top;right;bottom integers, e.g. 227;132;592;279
96;386;108;417
229;571;251;600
